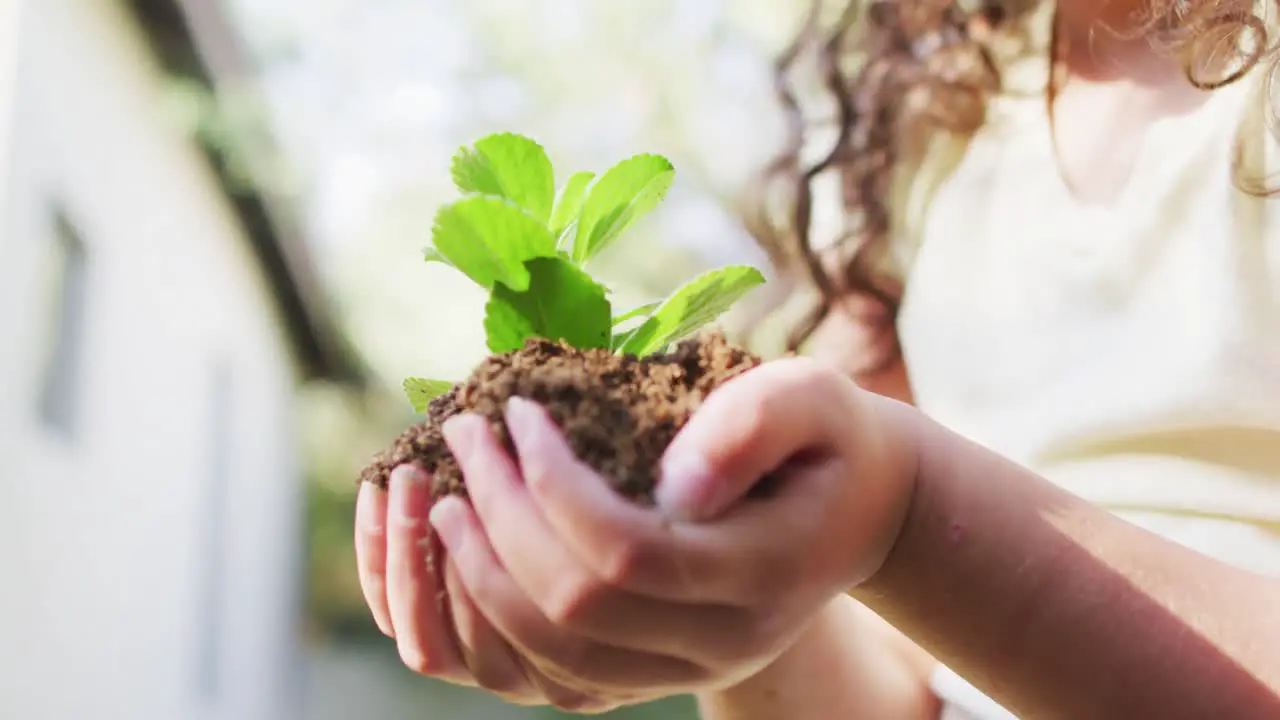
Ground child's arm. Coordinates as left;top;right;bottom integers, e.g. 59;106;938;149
855;398;1280;718
664;372;1280;718
363;357;1280;718
697;595;941;720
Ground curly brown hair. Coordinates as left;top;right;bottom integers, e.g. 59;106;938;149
746;0;1276;373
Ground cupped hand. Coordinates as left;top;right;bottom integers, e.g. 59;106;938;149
408;356;919;703
354;467;632;713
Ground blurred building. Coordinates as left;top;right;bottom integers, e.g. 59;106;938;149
0;0;360;718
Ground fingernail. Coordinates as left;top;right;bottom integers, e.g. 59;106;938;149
429;496;466;551
441;414;482;460
504;396;543;445
656;449;716;522
357;481;387;534
389;465;429;526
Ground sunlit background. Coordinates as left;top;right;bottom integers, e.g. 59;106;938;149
0;0;817;717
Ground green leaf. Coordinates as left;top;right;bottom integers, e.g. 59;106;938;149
403;378;454;414
549;171;596;243
617;265;766;356
484;257;612;354
609;300;661;350
572;154;675;263
422;246;453;266
450;133;556;222
612;300;660;327
430;195;558;291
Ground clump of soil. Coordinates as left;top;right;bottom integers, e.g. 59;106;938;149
359;332;762;503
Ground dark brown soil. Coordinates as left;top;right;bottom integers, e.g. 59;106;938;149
358;332;762;503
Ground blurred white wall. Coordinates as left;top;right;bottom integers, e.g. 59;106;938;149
0;0;306;718
0;0;21;206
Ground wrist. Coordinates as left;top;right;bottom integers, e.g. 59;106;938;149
845;391;926;589
699;596;937;718
697;598;853;705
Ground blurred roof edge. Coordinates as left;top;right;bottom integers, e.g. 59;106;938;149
124;0;368;388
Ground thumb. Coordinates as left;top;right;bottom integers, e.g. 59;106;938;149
655;357;854;522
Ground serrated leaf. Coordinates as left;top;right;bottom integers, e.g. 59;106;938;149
617;265;766;356
484;257;612;354
403;378;453;414
431;196;558;291
572;154;675;263
612;300;660;327
450;133;556;222
422;246;452;266
549;171;596;242
609;300;661;350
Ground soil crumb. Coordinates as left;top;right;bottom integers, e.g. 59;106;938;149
358;332;761;503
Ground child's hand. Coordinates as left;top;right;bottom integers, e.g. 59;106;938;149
411;357;918;702
354;467;628;713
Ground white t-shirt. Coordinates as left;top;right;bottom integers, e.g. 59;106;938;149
900;48;1280;530
886;17;1280;719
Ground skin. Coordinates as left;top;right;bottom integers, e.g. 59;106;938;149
358;359;919;714
356;357;1280;718
858;402;1280;718
352;1;1280;716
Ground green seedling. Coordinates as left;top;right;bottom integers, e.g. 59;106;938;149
403;132;766;413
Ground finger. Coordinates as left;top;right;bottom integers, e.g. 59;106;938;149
508;647;631;715
384;465;468;679
444;561;619;713
446;409;754;663
526;661;643;716
523;666;622;716
657;357;855;521
523;659;634;718
505;397;811;608
443;557;538;700
430;495;709;692
354;481;393;636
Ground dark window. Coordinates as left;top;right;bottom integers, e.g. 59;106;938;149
36;210;88;436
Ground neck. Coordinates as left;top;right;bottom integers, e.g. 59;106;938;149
1056;0;1147;35
1053;0;1187;84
